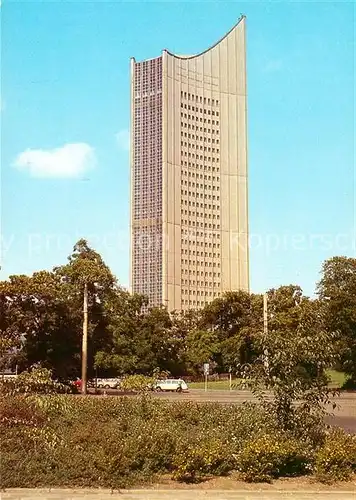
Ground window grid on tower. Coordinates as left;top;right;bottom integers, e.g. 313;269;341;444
179;90;221;309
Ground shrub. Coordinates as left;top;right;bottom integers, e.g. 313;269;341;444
236;433;313;482
0;367;74;396
120;374;154;393
314;429;356;482
1;394;354;488
0;394;47;428
172;435;233;482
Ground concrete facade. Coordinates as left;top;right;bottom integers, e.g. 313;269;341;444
131;16;249;311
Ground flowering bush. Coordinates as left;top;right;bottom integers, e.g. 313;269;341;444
236;433;313;482
172;436;233;482
314;429;356;482
1;394;355;488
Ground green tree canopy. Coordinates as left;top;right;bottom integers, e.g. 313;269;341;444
317;256;356;382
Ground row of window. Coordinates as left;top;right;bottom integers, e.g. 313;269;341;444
181;228;220;236
134;90;162;99
134;164;162;169
181;142;220;154
133;195;162;200
181;190;219;200
135;132;162;138
182;222;221;230
133;259;162;264
182;250;220;258
133;280;162;285
182;241;220;249
181;158;220;167
181;164;219;174
133;196;162;201
181;212;220;221
182;299;219;307
182;285;220;292
181;200;220;209
181;269;220;276
181;259;221;267
134;81;161;90
181;184;220;193
134;165;162;170
181;112;220;126
182;122;219;131
135;282;161;286
182;292;217;300
181;133;219;144
180;103;219;117
133;236;162;243
134;117;162;123
134;153;162;159
182;172;220;182
135;75;161;82
181;183;220;192
180;91;219;107
133;214;162;220
133;184;162;189
134;173;162;179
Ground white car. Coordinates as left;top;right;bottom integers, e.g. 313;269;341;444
94;378;121;389
154;379;188;392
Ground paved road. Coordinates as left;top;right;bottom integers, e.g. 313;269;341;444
95;388;356;415
152;389;356;412
3;490;356;500
91;388;356;405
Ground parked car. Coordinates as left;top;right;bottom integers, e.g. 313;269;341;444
153;379;188;393
72;378;82;390
94;378;121;389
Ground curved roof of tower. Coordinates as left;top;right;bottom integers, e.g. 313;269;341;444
164;15;245;60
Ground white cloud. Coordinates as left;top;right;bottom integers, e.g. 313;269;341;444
116;129;130;151
13;143;95;179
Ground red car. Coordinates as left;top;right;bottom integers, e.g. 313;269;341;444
72;379;82;389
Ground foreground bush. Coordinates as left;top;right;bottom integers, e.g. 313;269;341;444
172;434;233;482
0;395;354;488
236;433;312;482
314;429;356;482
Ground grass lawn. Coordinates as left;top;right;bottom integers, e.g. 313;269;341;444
326;369;348;388
189;379;240;390
189;371;348;390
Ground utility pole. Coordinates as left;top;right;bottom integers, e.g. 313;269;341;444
81;282;88;395
263;293;268;335
263;293;269;374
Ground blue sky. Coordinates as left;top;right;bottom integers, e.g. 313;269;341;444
1;0;354;296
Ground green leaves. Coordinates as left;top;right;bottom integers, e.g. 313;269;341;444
56;238;115;290
318;257;356;383
185;329;219;372
238;287;340;431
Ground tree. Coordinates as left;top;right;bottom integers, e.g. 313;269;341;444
95;300;182;376
200;291;262;372
0;277;28;372
238;286;339;432
55;239;115;392
95;291;147;375
0;272;81;379
317;256;356;383
185;329;219;374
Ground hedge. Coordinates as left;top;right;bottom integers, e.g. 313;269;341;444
1;395;355;488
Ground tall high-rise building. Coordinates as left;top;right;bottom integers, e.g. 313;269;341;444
130;16;249;311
